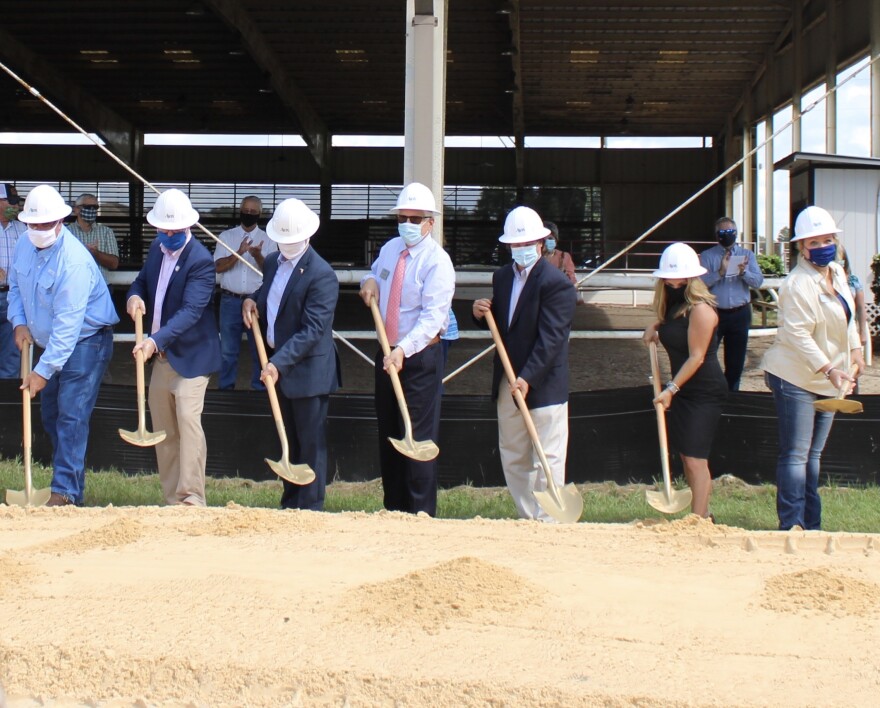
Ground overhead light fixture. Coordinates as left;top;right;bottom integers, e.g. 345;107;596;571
90;59;118;64
566;101;592;107
657;50;687;65
184;4;205;16
570;49;598;64
79;49;109;55
164;49;193;55
139;99;165;104
172;59;201;64
496;4;513;15
229;49;246;56
258;87;273;94
501;48;517;57
336;49;368;63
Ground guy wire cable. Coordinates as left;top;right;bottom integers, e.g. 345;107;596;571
578;53;880;286
0;59;376;365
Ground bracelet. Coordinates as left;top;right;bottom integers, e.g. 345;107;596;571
665;381;680;394
824;368;835;380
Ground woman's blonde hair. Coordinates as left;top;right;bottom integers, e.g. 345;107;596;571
653;277;717;320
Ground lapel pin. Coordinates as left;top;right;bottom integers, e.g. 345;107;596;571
299;267;305;274
174;266;180;272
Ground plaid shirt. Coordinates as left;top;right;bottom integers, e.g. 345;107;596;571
69;221;119;280
0;220;26;287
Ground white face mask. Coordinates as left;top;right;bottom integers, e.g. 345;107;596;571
279;239;308;260
27;223;60;249
511;244;539;269
398;221;427;246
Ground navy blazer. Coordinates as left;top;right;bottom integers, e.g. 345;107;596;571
480;258;576;409
253;248;341;400
127;236;221;379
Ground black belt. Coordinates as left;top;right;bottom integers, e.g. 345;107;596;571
718;303;750;313
0;285;9;292
221;289;249;298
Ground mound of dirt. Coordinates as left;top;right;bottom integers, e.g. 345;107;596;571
763;567;880;617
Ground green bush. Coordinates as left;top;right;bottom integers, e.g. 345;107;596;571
757;253;785;276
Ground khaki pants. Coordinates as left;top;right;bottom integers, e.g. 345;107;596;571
148;358;210;506
497;394;568;522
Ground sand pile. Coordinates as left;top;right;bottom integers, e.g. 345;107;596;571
184;503;326;537
347;556;538;631
763;567;880;617
1;508;879;707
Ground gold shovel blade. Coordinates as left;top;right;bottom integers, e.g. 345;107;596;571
118;427;167;447
534;483;584;524
388;436;439;462
266;458;316;486
645;487;693;514
5;486;52;507
813;399;863;414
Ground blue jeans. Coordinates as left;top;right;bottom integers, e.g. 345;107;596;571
40;327;113;504
765;372;835;530
0;291;21;379
218;292;263;390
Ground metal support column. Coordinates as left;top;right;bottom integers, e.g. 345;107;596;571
404;0;448;244
764;120;774;255
742;98;753;249
872;0;880;156
826;0;837;154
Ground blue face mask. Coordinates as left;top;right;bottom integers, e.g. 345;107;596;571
158;229;187;251
806;243;837;267
545;238;557;251
398;222;425;246
511;245;539;269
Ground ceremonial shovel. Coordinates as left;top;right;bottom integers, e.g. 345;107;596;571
369;298;439;461
6;341;51;507
249;311;316;485
484;310;583;523
119;310;166;447
814;365;863;414
645;342;693;514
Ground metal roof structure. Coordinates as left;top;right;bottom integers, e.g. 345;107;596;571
0;1;870;154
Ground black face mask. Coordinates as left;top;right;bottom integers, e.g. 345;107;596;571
717;230;737;248
240;212;259;228
665;284;687;309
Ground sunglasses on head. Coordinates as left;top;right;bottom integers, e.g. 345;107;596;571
397;215;431;224
717;228;737;237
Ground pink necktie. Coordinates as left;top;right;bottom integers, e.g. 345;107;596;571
385;249;408;345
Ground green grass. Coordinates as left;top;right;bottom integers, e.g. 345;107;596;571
2;458;879;532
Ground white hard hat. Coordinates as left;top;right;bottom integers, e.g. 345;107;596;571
146;188;200;230
653;242;707;279
499;206;551;244
791;206;841;242
17;184;72;224
266;198;320;244
389;182;438;214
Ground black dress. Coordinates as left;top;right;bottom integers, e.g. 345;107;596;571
657;306;728;459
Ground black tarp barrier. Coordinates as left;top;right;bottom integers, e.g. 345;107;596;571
1;380;878;487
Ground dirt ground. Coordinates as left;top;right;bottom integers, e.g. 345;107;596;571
1;504;879;707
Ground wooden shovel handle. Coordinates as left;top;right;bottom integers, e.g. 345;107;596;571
133;309;148;431
483;310;558;493
649;341;675;496
250;312;292;458
21;340;32;498
833;364;860;400
369;298;416;439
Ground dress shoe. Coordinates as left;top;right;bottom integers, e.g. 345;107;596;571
46;492;74;507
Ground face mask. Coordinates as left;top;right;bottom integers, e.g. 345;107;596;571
717;231;736;248
279;239;308;260
27;225;60;249
806;243;837;267
665;283;687;307
545;238;557;251
3;206;18;221
79;206;98;223
240;212;259;228
398;221;425;246
511;245;539;269
158;230;187;252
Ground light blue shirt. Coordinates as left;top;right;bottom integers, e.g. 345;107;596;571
363;233;455;358
699;244;764;309
8;227;119;380
266;248;308;348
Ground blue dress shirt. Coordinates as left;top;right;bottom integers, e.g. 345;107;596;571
8;228;118;380
699;244;764;309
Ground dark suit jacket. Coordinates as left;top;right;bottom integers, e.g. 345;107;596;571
478;258;576;409
252;248;341;400
127;237;221;379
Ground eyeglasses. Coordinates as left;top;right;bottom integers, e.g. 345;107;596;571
397;215;431;224
717;228;737;237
